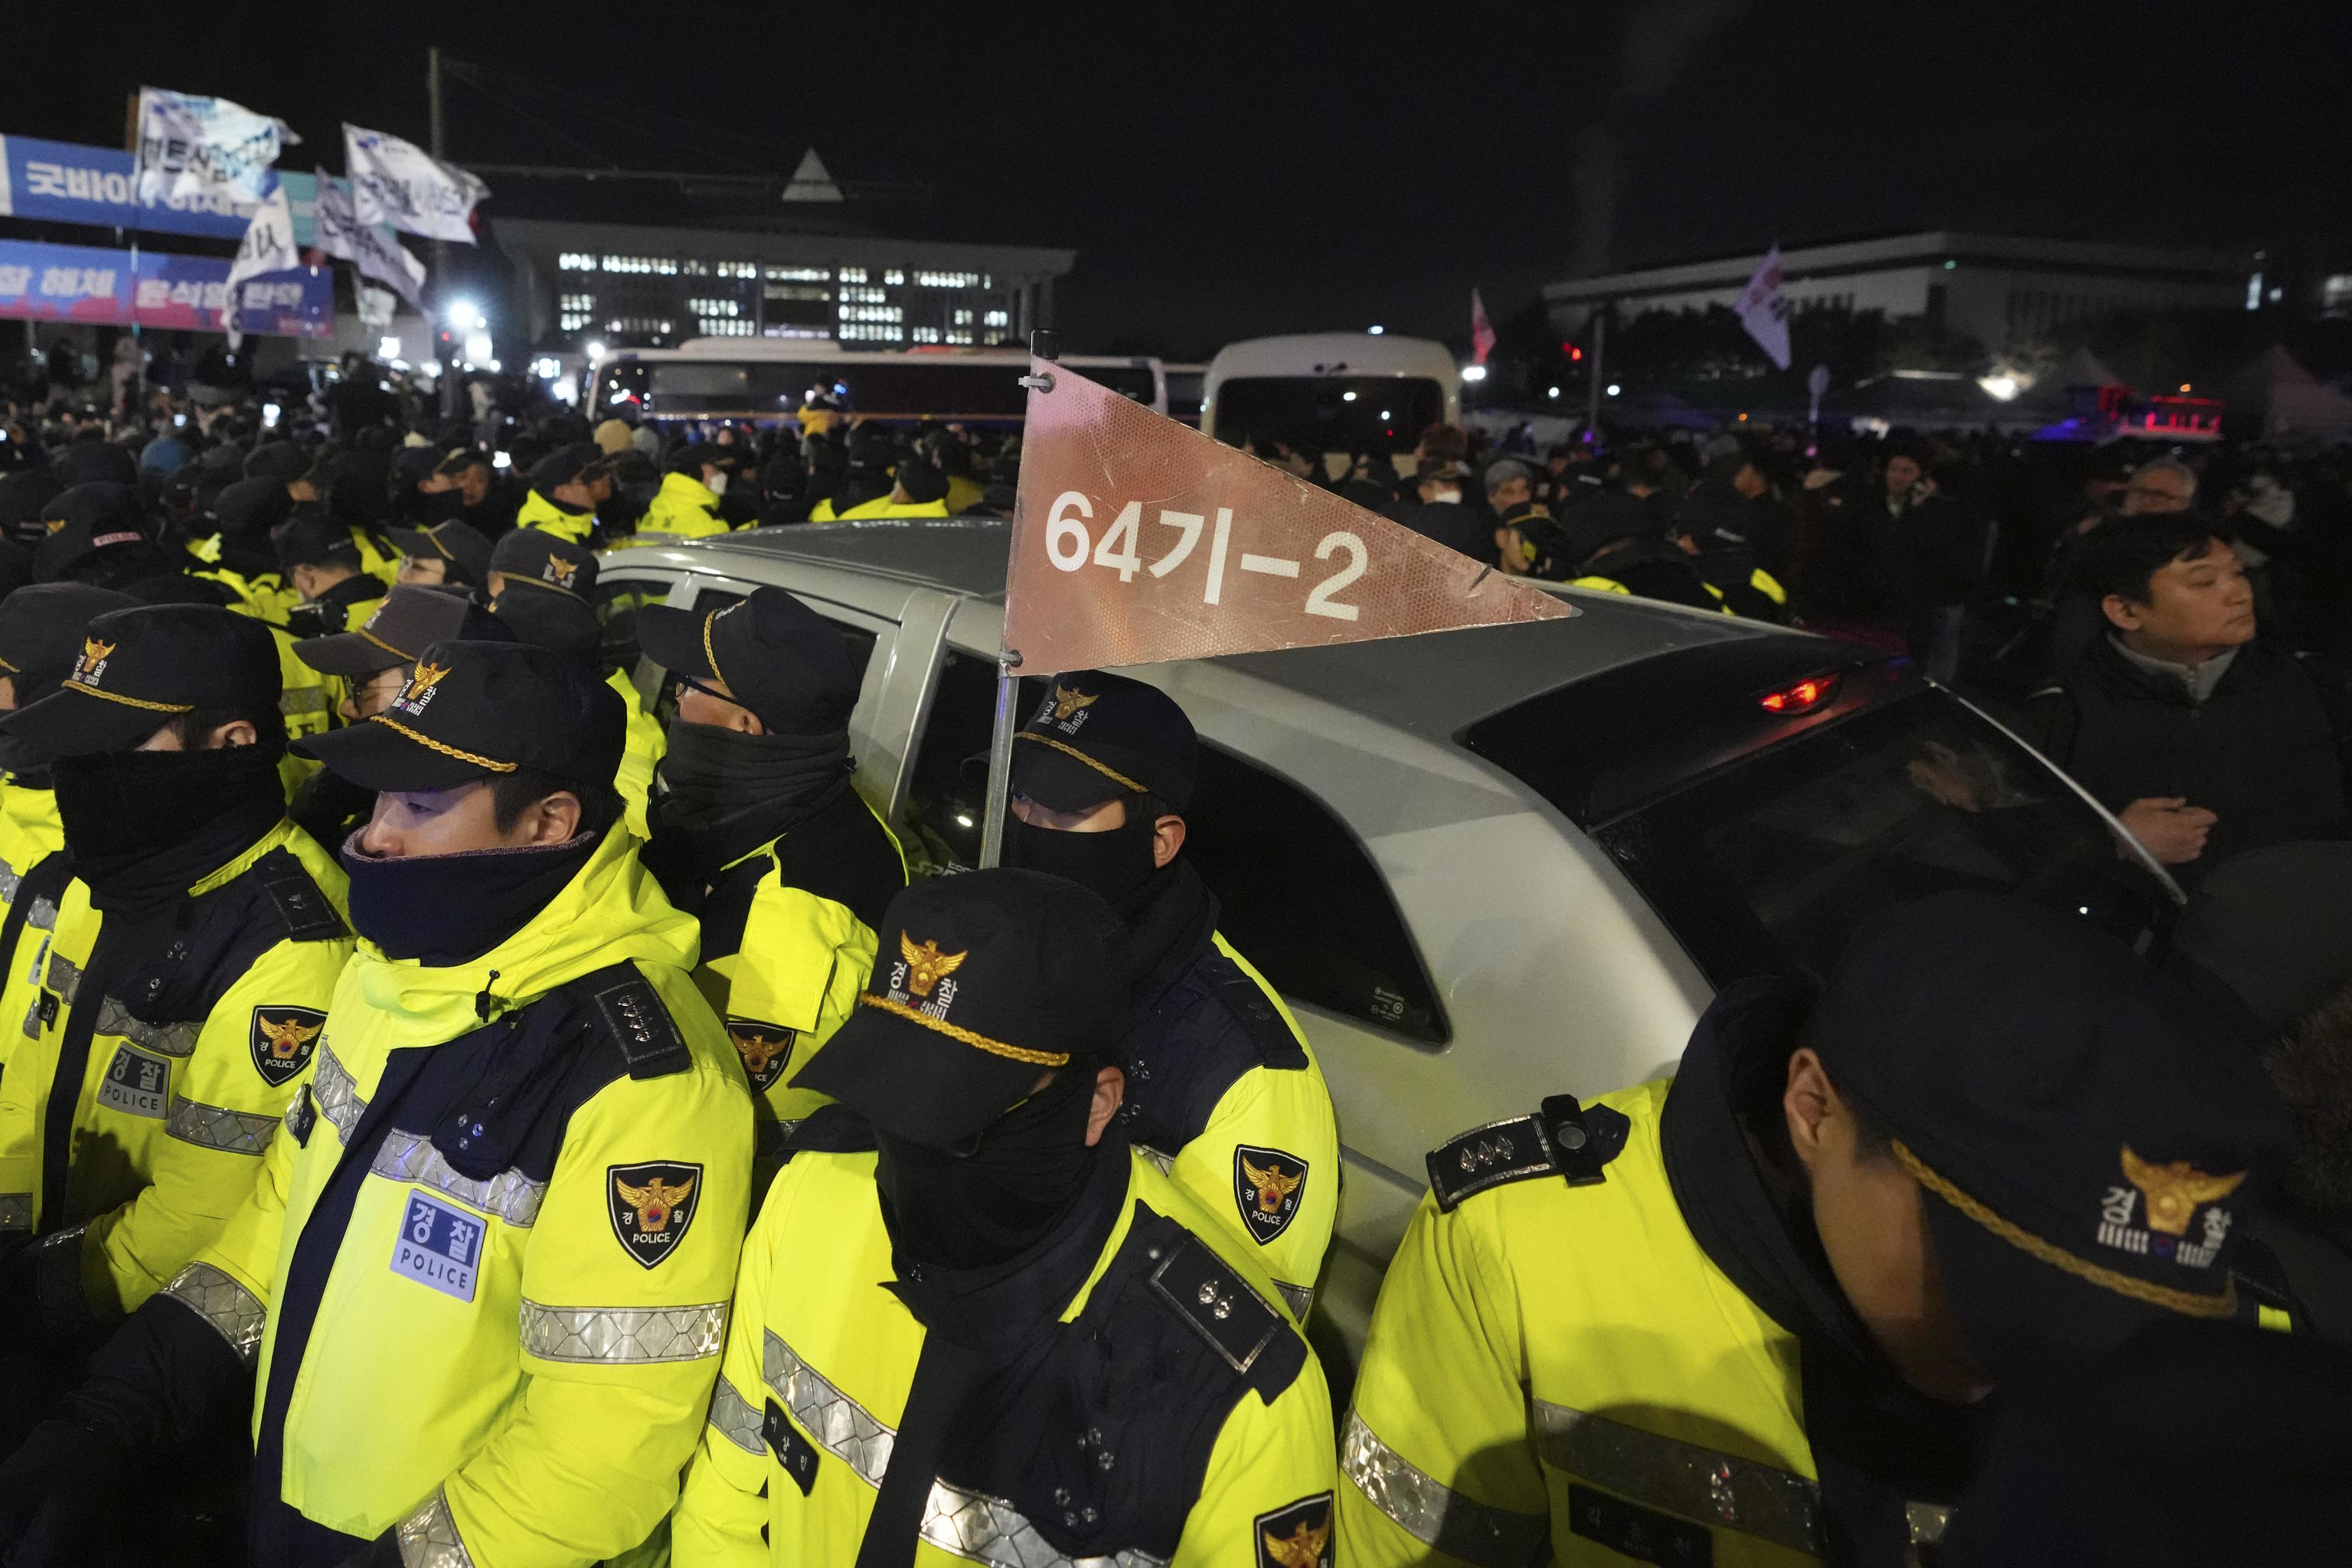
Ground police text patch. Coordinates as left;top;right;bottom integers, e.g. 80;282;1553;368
1254;1493;1334;1568
1233;1145;1308;1246
96;1044;169;1119
608;1161;703;1269
250;1006;326;1088
392;1191;485;1303
725;1018;795;1095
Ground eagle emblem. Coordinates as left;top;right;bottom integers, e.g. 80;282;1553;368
82;636;116;666
2121;1146;2246;1236
1052;684;1097;721
248;1005;327;1087
899;933;968;999
544;554;578;586
608;1161;704;1267
1253;1496;1333;1568
726;1018;794;1093
407;660;452;695
1233;1145;1308;1245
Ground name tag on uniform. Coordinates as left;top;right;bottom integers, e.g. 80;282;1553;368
391;1191;484;1303
96;1044;169;1119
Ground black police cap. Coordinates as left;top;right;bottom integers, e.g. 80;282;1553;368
637;587;859;736
1007;669;1197;813
1810;892;2288;1375
490;528;598;603
208;475;294;541
0;603;280;760
294;639;623;794
296;583;511;678
51;442;137;491
0;583;140;707
244;440;309;483
34;483;150;583
894;459;949;505
275;511;363;574
528;443;610;497
796;867;1129;1148
385;519;493;586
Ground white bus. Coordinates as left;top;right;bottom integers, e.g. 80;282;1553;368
1200;333;1459;476
588;340;1165;426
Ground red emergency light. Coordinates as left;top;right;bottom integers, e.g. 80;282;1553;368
1570;346;1584;361
1759;672;1840;714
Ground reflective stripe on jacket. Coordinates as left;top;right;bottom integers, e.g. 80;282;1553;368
0;780;65;1127
1340;1079;1823;1568
673;1142;1338;1567
0;820;354;1315
168;825;753;1560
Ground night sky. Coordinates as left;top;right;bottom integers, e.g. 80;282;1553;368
8;1;2344;357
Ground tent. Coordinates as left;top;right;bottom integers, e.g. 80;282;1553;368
2222;347;2352;444
2013;347;2130;416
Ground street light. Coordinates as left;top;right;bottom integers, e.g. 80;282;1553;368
1460;364;1488;383
584;340;607;362
446;300;483;332
1367;325;1385;335
1606;384;1622;397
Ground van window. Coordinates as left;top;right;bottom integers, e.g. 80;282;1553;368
1210;376;1445;453
903;655;1450;1043
593;576;672;676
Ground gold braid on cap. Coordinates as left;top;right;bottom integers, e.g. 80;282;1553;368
1892;1141;2237;1319
0;653;17;674
701;609;728;692
855;994;1070;1067
60;681;193;714
358;626;415;662
1013;732;1145;795
364;714;518;773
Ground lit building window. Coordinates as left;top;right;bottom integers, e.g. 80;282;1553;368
918;270;983;289
983;309;1011;328
946;330;974;345
952;308;974;325
911;325;942;343
883;270;905;285
687;298;743;317
765;265;831;282
839;266;868;284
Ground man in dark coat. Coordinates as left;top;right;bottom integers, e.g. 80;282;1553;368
2022;512;2352;883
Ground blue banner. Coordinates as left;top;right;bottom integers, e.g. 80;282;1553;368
0;133;377;250
0;236;332;337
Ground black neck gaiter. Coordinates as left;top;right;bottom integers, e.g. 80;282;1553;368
341;828;600;965
874;1065;1102;1274
1000;811;1161;913
643;723;851;894
53;744;287;911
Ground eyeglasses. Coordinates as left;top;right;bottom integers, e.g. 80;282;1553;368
673;672;745;711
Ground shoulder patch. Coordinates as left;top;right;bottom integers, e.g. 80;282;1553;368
590;975;691;1080
1426;1095;1630;1213
1204;956;1308;1070
1255;1493;1335;1568
725;1017;796;1094
1234;1145;1308;1246
1147;1233;1285;1379
252;849;350;942
607;1160;704;1267
250;1005;326;1088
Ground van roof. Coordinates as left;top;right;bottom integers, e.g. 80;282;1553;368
1205;333;1458;384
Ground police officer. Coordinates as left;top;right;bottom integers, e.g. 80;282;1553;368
484;529;665;839
413;448;518;541
0;638;753;1566
276;513;387;638
384;516;493;591
673;867;1338;1568
0;586;139;1161
999;672;1338;1318
1340;893;2291;1567
636;445;738;540
0;606;354;1356
514;444;614;546
636;588;905;1168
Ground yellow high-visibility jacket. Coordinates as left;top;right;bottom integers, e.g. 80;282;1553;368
1340;1080;1826;1568
674;1132;1339;1567
163;825;753;1563
0;820;353;1316
607;670;666;841
0;778;66;1121
515;488;597;545
638;472;729;540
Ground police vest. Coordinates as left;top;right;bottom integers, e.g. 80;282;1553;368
1122;931;1339;1321
0;779;67;1152
1341;1079;1832;1568
165;827;753;1563
638;472;729;539
608;669;667;841
0;821;353;1318
672;1120;1340;1568
515;488;597;545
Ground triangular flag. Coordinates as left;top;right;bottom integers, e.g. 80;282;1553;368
1735;243;1792;371
782;149;845;203
1471;288;1496;367
1004;363;1570;675
221;182;299;351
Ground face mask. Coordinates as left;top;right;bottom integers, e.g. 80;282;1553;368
1429;488;1463;505
342;829;600;964
1000;808;1160;912
874;1064;1100;1272
705;472;728;498
54;744;286;907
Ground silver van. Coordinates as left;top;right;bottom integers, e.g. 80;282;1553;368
596;518;2179;1387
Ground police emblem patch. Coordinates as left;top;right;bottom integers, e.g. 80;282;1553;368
1233;1145;1307;1246
1254;1493;1334;1568
726;1018;795;1094
250;1006;327;1088
391;1191;484;1303
608;1161;704;1269
96;1044;169;1119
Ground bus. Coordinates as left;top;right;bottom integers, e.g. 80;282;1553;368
1200;333;1459;478
588;340;1166;427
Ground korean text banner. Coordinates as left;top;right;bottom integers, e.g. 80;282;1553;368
1004;361;1570;674
0;136;371;250
0;237;332;337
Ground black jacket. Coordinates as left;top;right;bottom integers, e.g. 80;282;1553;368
2023;637;2352;876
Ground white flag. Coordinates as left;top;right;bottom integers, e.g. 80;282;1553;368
135;88;296;206
222;182;299;349
1734;243;1792;371
316;170;426;308
345;124;488;243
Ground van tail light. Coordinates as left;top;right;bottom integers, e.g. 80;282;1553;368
1759;672;1841;714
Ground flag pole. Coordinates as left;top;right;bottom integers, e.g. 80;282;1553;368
978;327;1057;868
124;91;145;413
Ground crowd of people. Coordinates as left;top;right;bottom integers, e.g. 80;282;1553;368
0;347;2337;1566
